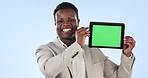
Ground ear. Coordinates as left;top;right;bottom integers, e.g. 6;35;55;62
78;19;80;23
54;22;56;26
77;19;80;27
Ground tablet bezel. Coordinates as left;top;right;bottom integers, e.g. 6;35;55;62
88;22;125;49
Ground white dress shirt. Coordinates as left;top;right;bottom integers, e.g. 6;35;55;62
57;37;86;78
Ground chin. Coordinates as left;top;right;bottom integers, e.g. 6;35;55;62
63;36;74;40
61;35;75;40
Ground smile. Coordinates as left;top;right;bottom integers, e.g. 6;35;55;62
62;28;72;32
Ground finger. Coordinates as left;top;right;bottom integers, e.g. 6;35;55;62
127;37;133;41
85;31;90;34
77;27;88;32
124;40;134;44
78;28;88;34
77;28;89;34
130;40;136;47
127;37;136;47
124;36;135;42
125;36;132;38
84;33;90;37
81;30;90;36
124;36;132;40
77;27;88;33
124;36;129;41
124;40;135;48
127;42;134;49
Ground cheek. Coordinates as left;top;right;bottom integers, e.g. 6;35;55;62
75;21;79;28
56;24;61;30
56;26;61;33
73;23;78;30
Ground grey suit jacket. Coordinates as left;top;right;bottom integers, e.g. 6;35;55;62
35;38;135;78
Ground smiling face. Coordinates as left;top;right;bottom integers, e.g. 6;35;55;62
55;9;80;41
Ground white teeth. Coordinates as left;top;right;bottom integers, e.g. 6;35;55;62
63;29;71;32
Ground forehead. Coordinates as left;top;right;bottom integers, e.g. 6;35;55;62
56;9;76;18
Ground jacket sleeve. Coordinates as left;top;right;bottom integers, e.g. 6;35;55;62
104;53;135;78
35;42;84;77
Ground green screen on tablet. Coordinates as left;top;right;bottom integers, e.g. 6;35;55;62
89;22;125;49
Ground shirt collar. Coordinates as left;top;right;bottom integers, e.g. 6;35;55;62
57;37;68;48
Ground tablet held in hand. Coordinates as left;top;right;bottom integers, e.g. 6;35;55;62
89;22;125;49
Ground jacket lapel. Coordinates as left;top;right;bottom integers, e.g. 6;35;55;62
83;45;93;78
52;37;93;78
52;37;74;78
51;37;65;54
67;63;74;78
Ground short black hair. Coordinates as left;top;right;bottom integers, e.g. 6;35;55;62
53;2;79;21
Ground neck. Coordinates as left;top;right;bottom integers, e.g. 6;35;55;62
60;37;76;46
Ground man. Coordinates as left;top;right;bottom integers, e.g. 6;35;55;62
35;2;136;78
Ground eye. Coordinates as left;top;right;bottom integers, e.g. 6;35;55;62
57;19;63;24
68;18;76;22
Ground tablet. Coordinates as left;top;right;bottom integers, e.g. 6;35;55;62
89;22;125;49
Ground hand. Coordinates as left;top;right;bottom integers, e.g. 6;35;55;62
76;27;90;46
123;36;136;57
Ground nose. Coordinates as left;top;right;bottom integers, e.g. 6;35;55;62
62;23;71;28
62;19;70;26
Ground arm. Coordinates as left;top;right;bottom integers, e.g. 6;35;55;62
104;36;136;78
35;42;84;77
104;53;135;78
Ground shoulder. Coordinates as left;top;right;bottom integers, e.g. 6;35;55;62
36;42;53;54
36;42;52;49
37;37;60;50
